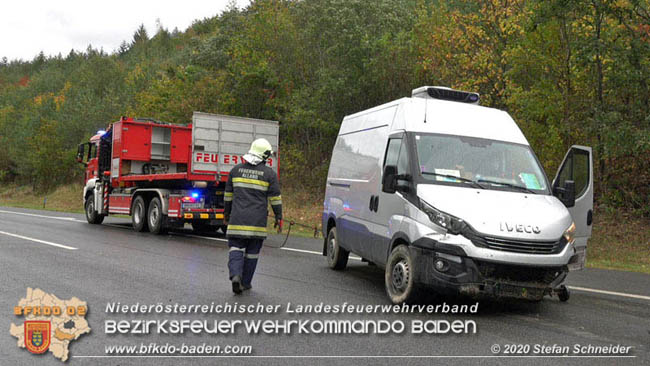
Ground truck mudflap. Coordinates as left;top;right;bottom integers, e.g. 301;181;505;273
409;244;568;301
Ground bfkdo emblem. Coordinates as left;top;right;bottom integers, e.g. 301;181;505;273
24;321;51;354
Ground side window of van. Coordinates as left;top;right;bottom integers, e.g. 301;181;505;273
397;140;409;176
555;149;590;198
384;139;401;167
384;138;410;176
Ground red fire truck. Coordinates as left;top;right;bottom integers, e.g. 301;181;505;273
76;112;279;234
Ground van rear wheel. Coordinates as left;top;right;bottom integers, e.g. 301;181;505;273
385;245;421;304
326;227;349;270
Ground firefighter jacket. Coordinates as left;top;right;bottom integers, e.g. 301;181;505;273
224;162;282;239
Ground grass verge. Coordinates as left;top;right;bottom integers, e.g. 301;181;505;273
0;183;83;213
587;207;650;274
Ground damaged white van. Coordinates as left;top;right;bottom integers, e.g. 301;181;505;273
322;86;593;304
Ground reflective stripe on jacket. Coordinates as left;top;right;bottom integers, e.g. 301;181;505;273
224;162;282;239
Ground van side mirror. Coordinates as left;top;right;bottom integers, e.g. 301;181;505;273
395;175;411;193
382;165;397;193
554;180;575;208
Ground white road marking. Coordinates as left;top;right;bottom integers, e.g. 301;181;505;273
168;232;228;242
567;286;650;301
0;209;85;223
280;246;362;261
182;234;228;242
172;232;363;260
0;230;77;250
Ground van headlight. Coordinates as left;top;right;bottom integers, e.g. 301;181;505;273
419;199;466;235
563;222;576;244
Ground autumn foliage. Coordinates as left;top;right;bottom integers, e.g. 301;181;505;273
0;0;648;214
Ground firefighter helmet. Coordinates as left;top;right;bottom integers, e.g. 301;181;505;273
248;138;274;160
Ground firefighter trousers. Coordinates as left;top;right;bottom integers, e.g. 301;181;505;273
228;237;264;286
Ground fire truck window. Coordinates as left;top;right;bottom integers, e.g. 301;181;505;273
89;143;97;160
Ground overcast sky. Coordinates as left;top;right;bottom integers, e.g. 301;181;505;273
1;0;250;61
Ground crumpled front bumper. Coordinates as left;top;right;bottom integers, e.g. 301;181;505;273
410;238;568;301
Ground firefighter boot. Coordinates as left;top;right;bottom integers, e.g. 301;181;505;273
231;275;243;294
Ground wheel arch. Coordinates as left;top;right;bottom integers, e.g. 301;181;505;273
322;215;337;256
387;231;411;259
83;178;97;201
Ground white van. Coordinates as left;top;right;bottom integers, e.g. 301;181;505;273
322;86;593;304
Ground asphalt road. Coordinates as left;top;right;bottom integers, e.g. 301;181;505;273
0;206;648;366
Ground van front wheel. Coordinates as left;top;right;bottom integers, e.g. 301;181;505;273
385;245;420;304
326;227;349;270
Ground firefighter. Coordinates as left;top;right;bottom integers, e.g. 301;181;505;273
224;138;282;294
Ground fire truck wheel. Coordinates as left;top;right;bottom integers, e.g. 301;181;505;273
84;194;104;225
148;197;167;234
131;196;149;232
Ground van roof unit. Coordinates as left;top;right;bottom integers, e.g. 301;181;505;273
411;86;480;105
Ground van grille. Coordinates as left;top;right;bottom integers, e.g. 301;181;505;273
463;228;567;255
475;260;564;284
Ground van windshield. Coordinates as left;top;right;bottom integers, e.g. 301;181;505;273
415;133;549;194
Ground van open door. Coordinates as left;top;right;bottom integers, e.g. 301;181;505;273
552;145;593;270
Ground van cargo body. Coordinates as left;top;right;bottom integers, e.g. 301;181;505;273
322;87;593;303
78;112;279;234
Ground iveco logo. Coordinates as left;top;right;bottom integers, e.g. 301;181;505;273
500;222;541;234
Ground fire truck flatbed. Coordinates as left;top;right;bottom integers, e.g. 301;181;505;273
77;112;279;234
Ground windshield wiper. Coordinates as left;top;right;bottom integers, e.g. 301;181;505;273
476;178;536;194
421;172;484;189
